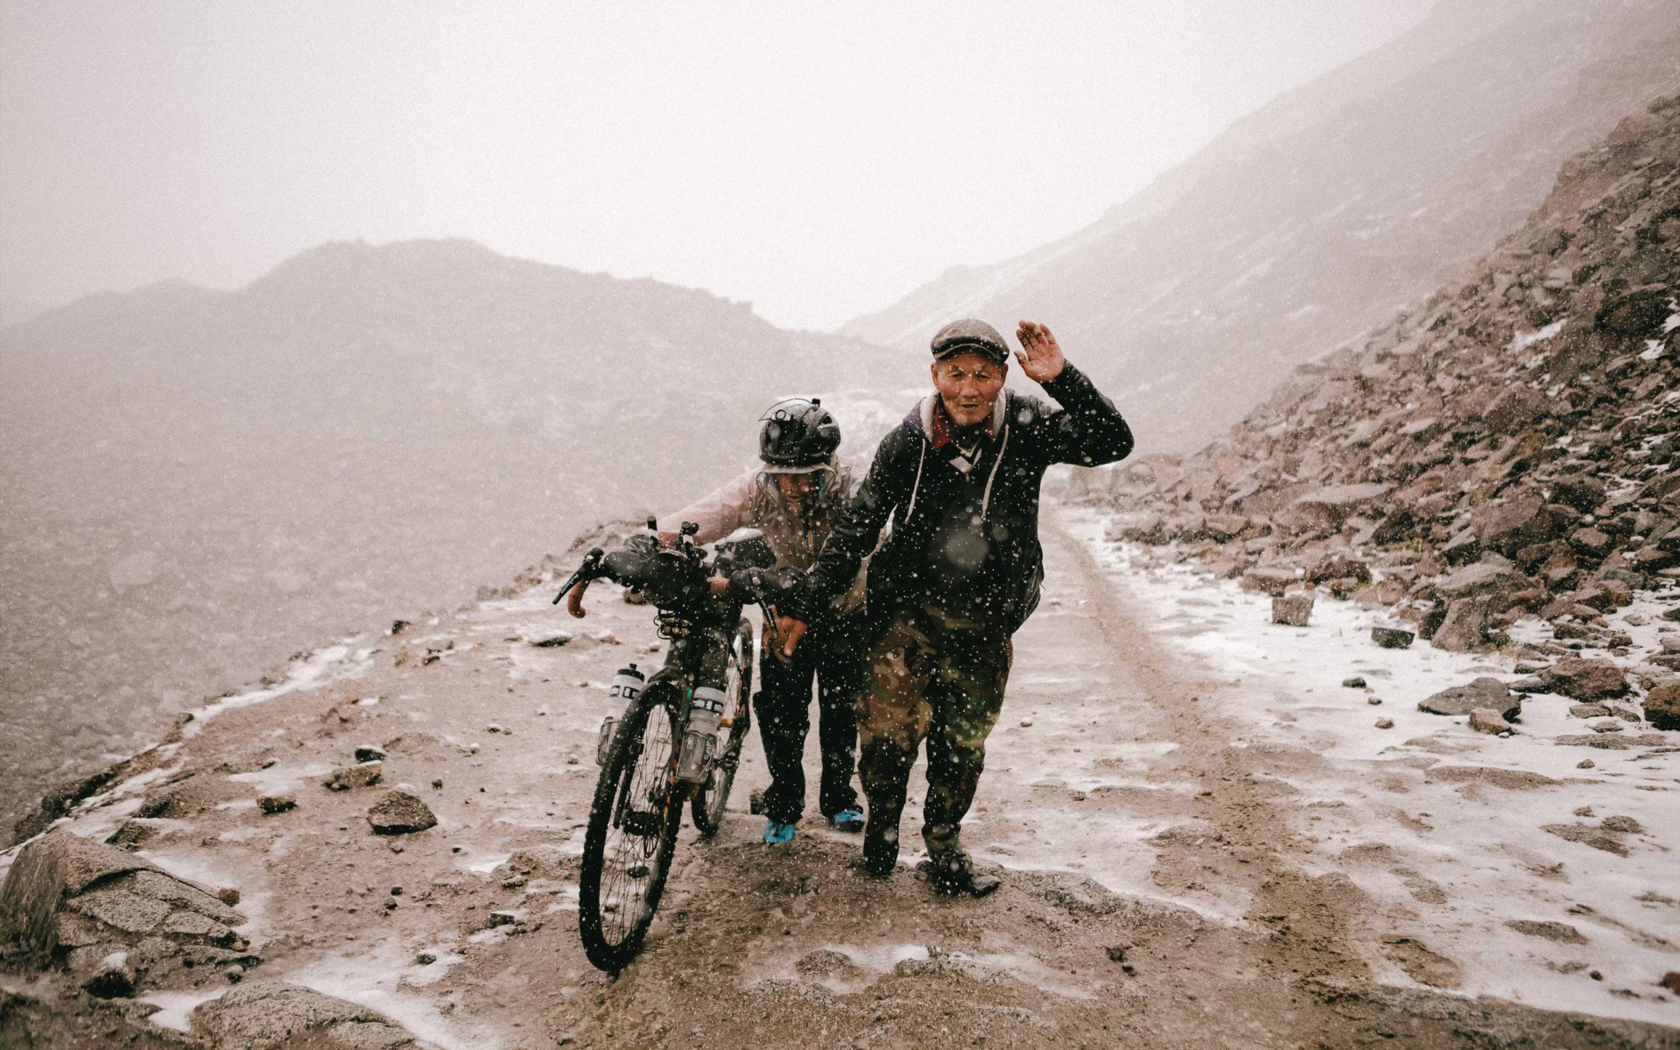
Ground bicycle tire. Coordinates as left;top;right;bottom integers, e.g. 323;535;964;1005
577;685;683;972
692;616;754;836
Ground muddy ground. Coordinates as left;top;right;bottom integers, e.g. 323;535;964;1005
2;510;1677;1048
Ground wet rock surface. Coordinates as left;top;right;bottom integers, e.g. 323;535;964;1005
191;983;415;1049
0;830;255;993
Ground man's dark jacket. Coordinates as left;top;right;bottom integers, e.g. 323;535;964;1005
797;362;1133;634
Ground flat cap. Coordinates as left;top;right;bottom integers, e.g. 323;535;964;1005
930;319;1009;365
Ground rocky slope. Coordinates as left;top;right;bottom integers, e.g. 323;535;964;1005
0;239;894;841
845;0;1680;453
1072;91;1680;727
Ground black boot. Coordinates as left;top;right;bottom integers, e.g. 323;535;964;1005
926;849;1000;898
854;817;898;878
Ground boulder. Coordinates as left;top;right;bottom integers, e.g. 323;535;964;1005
1643;682;1680;730
1435;561;1521;600
1293;484;1391;527
1595;288;1671;337
1440;528;1483;565
1573;583;1631;613
1484;386;1548;434
1371;627;1415;649
1203;514;1250;542
1540;552;1579;589
0;830;251;981
1569;527;1613;559
1475;496;1562;556
1240;568;1298;596
1543;656;1629;700
1550;475;1607;513
1371;510;1416;545
192;983;415;1050
367;791;437;835
1307;554;1371;584
257;795;296;815
1431;598;1492;652
1468;708;1512;735
1271;594;1315;627
1633;544;1678;572
1419;678;1520;721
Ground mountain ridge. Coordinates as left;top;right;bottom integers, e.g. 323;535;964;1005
844;0;1680;453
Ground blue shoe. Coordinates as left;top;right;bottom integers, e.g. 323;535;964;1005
829;808;865;833
763;819;796;845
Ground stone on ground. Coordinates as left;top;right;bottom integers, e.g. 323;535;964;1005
325;762;383;791
192;983;414;1050
1468;708;1512;734
1271;594;1314;626
1643;681;1680;730
367;790;436;835
1370;627;1414;649
1418;678;1520;720
1542;656;1628;700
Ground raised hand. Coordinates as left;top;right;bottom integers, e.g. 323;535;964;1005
1014;321;1066;384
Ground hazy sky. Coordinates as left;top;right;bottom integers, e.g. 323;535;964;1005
1;2;1432;330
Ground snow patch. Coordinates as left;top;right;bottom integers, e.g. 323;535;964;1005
1065;508;1680;1026
1510;319;1565;353
138;988;227;1032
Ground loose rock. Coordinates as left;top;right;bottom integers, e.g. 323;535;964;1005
1272;594;1314;626
1643;681;1680;730
1468;708;1512;734
1418;678;1520;720
325;762;383;791
258;795;297;814
1371;627;1414;649
1542;656;1629;700
367;791;437;835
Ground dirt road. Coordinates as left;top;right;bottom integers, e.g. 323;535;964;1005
3;511;1677;1048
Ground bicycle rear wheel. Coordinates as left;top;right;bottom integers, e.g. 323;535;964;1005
692;616;754;836
578;686;683;972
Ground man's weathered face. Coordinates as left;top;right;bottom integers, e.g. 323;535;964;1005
932;352;1007;428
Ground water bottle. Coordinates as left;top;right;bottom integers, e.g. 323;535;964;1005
675;685;726;783
597;664;645;765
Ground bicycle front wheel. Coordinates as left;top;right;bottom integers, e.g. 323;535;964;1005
578;686;683;972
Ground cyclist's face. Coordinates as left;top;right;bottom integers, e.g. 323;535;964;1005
775;473;819;504
932;352;1006;427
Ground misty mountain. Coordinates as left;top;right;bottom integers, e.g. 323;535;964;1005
0;238;893;830
844;0;1680;452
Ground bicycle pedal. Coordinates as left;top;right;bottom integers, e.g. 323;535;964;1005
748;789;765;816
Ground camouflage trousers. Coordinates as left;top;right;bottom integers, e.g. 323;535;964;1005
857;603;1012;855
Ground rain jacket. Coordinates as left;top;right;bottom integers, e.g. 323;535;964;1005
795;363;1133;634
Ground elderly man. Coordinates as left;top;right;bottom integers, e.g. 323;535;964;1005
781;319;1133;895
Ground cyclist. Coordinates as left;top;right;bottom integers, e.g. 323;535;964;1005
778;320;1133;896
658;399;867;844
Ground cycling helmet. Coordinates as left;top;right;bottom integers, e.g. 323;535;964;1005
759;397;841;468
